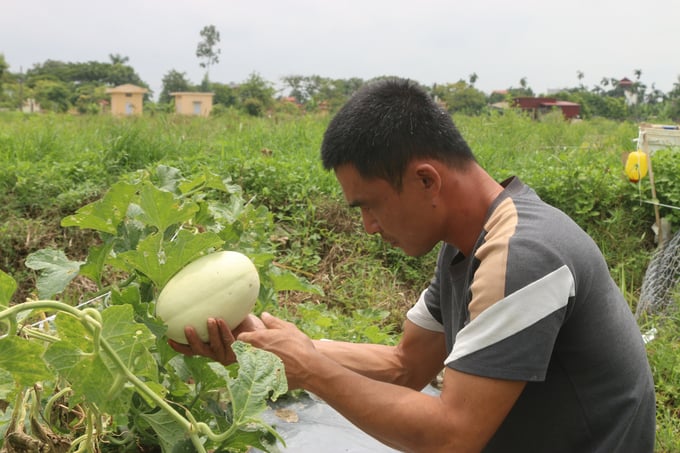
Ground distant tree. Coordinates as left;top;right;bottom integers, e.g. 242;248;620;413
196;25;221;81
334;77;364;98
637;83;666;119
503;77;534;98
507;85;534;98
557;89;629;120
666;76;680;121
487;90;509;104
159;69;193;104
73;83;108;114
281;74;308;103
602;95;628;120
668;76;680;99
432;80;487;115
469;73;478;86
199;74;211;92
645;83;665;105
33;79;71;112
0;54;9;104
25;58;146;89
280;75;364;112
576;70;585;90
327;77;364;110
236;72;274;116
109;53;130;65
303;75;334;108
211;82;237;107
106;63;145;88
0;53;8;82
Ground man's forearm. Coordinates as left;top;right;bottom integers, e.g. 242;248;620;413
312;321;447;390
312;339;423;388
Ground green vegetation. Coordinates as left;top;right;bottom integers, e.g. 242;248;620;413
0;165;317;452
644;296;680;452
3;51;680;121
0;110;678;451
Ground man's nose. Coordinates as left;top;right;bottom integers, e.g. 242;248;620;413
361;209;381;235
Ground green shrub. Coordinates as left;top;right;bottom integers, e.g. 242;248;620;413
643;295;680;452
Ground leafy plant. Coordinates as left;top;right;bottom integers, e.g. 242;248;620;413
291;301;398;345
0;165;321;452
643;295;680;452
648;148;680;226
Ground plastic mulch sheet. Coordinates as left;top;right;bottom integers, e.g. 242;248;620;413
253;385;441;452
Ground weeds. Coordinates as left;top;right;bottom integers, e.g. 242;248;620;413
0;110;678;450
643;295;680;452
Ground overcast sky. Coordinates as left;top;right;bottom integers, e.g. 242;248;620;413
2;0;679;100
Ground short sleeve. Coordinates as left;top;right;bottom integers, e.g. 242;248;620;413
407;290;445;333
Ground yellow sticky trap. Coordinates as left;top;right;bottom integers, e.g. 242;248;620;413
625;150;648;182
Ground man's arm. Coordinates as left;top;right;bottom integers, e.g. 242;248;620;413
239;313;526;453
312;318;447;389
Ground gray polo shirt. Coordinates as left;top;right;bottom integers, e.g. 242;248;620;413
407;177;655;452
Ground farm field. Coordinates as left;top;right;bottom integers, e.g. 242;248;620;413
0;110;679;451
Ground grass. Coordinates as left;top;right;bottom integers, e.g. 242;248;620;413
642;296;680;452
0;109;678;450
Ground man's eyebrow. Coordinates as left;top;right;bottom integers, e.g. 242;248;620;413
347;199;363;209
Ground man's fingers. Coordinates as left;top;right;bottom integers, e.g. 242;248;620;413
168;339;194;356
209;318;234;347
167;315;267;365
235;314;266;333
182;325;216;358
260;312;288;329
238;313;293;345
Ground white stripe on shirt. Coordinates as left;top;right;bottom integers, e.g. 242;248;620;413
446;265;575;364
407;289;445;333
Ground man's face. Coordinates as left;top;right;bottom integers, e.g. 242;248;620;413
334;163;441;257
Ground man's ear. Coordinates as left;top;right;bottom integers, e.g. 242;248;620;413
414;163;442;192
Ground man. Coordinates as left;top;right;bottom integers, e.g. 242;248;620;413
171;78;656;452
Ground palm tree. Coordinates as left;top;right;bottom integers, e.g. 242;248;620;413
109;54;130;65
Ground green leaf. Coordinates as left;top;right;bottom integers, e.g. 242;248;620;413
101;305;157;382
61;181;137;234
43;313;130;415
118;230;223;288
178;169;230;195
225;341;287;425
267;266;323;295
195;342;287;450
0;269;17;307
179;355;226;393
139;410;190;453
154;165;184;193
0;336;54;386
78;240;115;287
51;310;96;349
45;340;119;405
138;182;199;233
24;249;84;299
216;429;279;453
0;368;14;399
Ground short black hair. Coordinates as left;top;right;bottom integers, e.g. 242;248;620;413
320;78;476;189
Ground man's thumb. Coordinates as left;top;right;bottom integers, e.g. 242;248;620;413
260;312;284;328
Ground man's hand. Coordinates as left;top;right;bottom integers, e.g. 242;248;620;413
168;314;265;366
238;312;318;389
